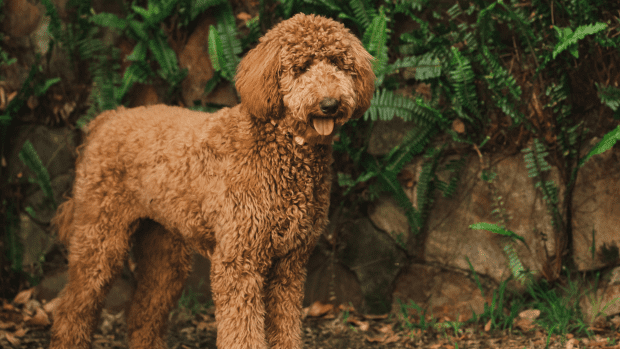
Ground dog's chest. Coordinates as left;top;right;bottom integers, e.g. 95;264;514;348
255;144;332;255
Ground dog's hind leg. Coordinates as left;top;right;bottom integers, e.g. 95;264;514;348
126;220;192;349
49;213;133;349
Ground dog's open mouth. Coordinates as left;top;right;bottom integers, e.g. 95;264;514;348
312;118;335;136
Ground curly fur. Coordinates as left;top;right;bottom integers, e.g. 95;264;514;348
48;13;374;349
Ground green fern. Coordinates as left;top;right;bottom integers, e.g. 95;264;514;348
365;89;443;126
470;222;529;285
579;125;620;168
448;47;481;121
5;201;22;273
355;151;420;234
208;25;225;73
214;4;242;81
597;83;620;119
40;0;64;46
435;157;466;198
478;45;525;125
363;8;388;83
552;22;607;59
415;148;441;227
182;0;223;22
349;0;374;29
18;141;56;209
385;125;438;174
389;52;441;80
522;139;561;228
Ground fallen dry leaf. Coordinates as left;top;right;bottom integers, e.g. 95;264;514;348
14;327;28;337
305;301;333;317
196;321;209;332
346;317;369;331
377;323;394;334
13;288;34;305
26;307;50;326
4;332;19;345
362;313;388;320
484;319;492;332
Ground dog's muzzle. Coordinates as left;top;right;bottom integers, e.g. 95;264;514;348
312;97;339;136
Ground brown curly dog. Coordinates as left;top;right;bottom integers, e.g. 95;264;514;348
48;13;374;349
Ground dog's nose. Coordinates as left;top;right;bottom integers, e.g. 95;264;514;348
320;98;339;115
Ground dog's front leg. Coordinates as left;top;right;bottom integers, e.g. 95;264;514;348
263;254;308;349
210;245;269;349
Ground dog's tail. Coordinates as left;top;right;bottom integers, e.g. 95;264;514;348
52;197;75;244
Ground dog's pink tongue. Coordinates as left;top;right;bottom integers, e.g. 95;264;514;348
313;118;334;136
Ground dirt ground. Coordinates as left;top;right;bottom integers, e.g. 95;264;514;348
3;295;620;349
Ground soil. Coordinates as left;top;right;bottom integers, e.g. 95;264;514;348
2;298;620;349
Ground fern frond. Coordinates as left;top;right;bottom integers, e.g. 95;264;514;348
40;0;63;42
387;52;441;80
478;45;524;125
579;125;620;168
149;32;182;81
117;61;152;101
191;0;226;21
378;170;420;234
363;9;388;81
504;242;528;284
448;47;480;119
365;89;443;126
552;22;607;59
349;0;373;28
438;157;466;198
208;25;224;72
544;75;571;123
90;12;127;31
597;84;620;112
132;0;177;28
19;140;56;208
215;4;242;81
386;125;438;173
415;148;441;227
359;152;420;234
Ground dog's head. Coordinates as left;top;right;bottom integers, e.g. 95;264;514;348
235;13;375;145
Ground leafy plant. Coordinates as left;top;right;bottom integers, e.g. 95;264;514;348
552;22;607;59
18;141;56;209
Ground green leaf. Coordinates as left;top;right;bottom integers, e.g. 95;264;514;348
192;0;225;20
579;125;620;167
597;84;620;111
118;61;152;100
126;41;148;61
214;5;241;80
128;20;149;41
18;140;56;208
208;25;224;72
349;0;373;28
363;10;388;79
469;222;525;242
415;55;441;80
148;33;179;79
34;77;60;96
552;22;607;59
91;12;127;31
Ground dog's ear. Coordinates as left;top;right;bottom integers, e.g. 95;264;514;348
349;37;375;119
235;38;283;121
